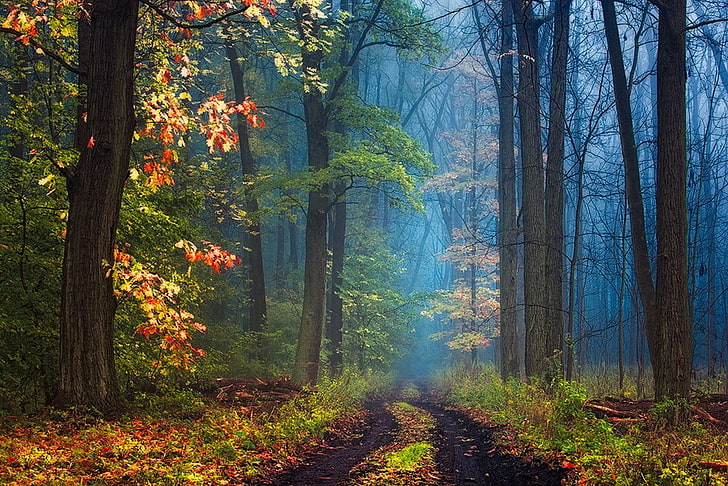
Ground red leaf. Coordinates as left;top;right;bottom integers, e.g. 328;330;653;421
87;136;95;148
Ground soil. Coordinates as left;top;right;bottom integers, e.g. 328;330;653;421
257;392;567;486
415;400;566;485
253;401;397;486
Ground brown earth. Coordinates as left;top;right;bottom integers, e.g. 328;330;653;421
250;390;567;485
414;399;567;485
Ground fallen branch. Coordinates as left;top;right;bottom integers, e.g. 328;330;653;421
691;405;725;425
584;402;644;419
698;461;728;472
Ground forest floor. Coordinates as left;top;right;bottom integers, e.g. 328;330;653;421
252;384;568;486
4;377;727;484
585;394;728;432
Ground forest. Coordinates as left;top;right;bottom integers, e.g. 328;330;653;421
1;0;728;484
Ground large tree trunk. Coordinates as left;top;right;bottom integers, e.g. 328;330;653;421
514;0;547;379
225;40;268;336
55;0;139;412
653;0;691;402
544;0;569;373
602;0;692;406
292;2;330;385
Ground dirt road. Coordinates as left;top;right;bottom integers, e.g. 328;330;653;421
258;388;567;485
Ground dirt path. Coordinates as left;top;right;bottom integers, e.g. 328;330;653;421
258;402;396;485
260;389;566;486
415;400;565;485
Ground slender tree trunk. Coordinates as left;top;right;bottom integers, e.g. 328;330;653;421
289;220;299;270
566;147;585;380
274;214;286;293
514;0;547;379
292;2;330;385
327;190;345;375
618;204;628;390
225;40;268;335
325;0;353;377
55;0;139;412
653;0;691;402
601;0;658;359
544;0;570;374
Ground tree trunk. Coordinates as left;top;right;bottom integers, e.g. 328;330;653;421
603;0;692;407
225;40;268;335
618;205;628;390
544;0;569;375
292;2;330;385
494;0;518;380
566;143;585;380
653;0;691;402
327;187;345;376
601;0;658;359
514;0;546;379
55;0;139;412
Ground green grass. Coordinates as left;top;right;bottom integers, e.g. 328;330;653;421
385;441;434;471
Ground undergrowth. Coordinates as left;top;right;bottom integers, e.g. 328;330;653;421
0;371;391;485
439;366;728;486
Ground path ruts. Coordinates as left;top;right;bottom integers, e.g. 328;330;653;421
260;388;566;485
258;401;396;485
415;400;565;485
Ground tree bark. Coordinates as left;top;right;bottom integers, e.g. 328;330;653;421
653;0;691;402
55;0;139;412
514;0;547;379
292;2;330;385
544;0;569;374
326;191;345;375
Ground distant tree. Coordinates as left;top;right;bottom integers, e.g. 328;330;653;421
283;0;441;384
224;38;268;337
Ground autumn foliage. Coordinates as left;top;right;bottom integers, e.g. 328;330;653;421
112;241;241;370
3;0;270;191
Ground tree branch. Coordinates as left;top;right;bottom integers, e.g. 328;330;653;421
685;18;728;33
138;0;255;29
0;27;81;74
258;104;306;123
